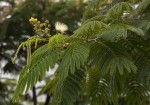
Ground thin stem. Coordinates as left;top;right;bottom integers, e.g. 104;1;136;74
44;94;52;105
32;86;37;105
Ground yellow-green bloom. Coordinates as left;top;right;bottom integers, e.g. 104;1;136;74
45;20;49;23
44;28;50;34
29;17;38;23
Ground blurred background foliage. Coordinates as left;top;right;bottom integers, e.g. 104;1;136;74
0;0;150;105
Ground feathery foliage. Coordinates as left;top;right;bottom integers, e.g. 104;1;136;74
12;0;150;105
136;0;150;14
74;20;110;38
51;69;85;105
89;41;137;75
123;74;149;105
13;44;63;101
97;24;144;41
57;41;89;80
106;2;136;20
87;66;109;105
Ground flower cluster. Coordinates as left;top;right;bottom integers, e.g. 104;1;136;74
29;17;51;37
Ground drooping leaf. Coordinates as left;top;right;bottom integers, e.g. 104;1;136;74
106;2;136;19
52;69;85;105
89;41;137;75
87;66;109;105
97;24;144;41
123;74;150;105
12;44;63;101
57;41;89;80
136;0;150;14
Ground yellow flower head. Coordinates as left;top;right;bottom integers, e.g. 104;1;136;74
29;17;38;23
45;20;49;23
44;28;49;34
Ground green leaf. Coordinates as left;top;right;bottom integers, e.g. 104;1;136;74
136;0;150;14
89;41;137;75
49;34;68;47
87;66;109;105
52;69;85;105
12;45;63;101
106;2;136;19
97;24;144;41
73;20;110;38
57;41;89;80
123;74;150;105
123;24;144;36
